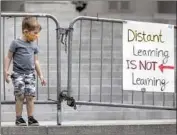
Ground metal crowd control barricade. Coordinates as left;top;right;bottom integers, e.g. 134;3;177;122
66;16;176;111
0;13;176;132
0;13;62;125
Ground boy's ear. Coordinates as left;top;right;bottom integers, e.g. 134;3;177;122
23;29;28;33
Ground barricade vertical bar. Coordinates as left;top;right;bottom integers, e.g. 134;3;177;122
14;17;16;39
0;4;2;134
55;17;61;125
142;91;144;105
78;20;82;101
163;93;165;106
175;26;177;118
121;22;124;104
142;92;145;105
89;20;92;102
100;21;103;102
173;93;175;107
132;91;134;104
67;25;73;98
152;92;155;105
47;17;50;100
110;22;113;103
3;17;6;101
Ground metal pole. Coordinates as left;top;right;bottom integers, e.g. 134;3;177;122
175;25;177;134
0;1;2;134
56;26;61;125
67;29;73;98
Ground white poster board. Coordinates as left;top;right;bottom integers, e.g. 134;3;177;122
123;21;175;93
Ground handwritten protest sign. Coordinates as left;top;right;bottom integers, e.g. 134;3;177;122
123;21;174;92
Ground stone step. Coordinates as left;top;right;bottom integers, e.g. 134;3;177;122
1;120;176;135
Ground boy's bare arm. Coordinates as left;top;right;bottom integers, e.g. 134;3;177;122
4;51;13;83
34;55;43;78
34;55;46;86
4;51;13;73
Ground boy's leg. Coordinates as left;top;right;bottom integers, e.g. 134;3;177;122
11;73;27;126
15;95;27;126
24;73;39;126
26;96;34;117
26;96;39;126
15;95;25;117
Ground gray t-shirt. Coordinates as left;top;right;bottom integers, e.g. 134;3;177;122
9;38;39;74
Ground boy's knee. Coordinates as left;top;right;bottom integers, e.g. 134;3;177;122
15;95;25;102
26;96;34;102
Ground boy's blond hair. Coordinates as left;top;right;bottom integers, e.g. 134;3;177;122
22;16;42;32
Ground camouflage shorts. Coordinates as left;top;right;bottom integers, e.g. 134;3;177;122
11;72;36;97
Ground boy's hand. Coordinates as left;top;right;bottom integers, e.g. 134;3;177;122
5;71;10;83
39;76;46;86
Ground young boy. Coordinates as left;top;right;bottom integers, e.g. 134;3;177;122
4;16;46;126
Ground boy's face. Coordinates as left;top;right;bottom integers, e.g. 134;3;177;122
24;29;40;42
